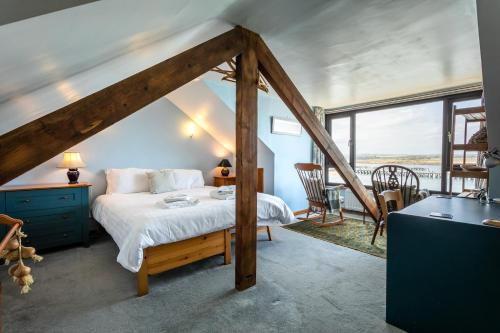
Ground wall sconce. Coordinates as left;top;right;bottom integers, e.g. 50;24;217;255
186;122;197;139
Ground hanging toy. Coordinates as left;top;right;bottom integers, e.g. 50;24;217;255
2;227;43;294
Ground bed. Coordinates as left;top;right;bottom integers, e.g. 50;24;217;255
92;183;295;295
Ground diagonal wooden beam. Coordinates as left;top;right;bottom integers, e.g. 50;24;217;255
235;30;258;291
252;30;379;221
0;27;245;185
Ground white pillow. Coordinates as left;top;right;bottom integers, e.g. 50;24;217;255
105;168;153;194
164;169;204;190
147;170;176;194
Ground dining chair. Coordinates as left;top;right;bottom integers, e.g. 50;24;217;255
371;165;422;244
372;189;404;244
295;163;344;227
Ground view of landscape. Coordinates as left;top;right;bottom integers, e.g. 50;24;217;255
329;153;479;191
328;98;484;192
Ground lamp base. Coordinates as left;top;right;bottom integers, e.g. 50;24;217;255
221;167;230;177
67;168;80;184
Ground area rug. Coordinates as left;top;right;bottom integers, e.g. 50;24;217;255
284;215;387;258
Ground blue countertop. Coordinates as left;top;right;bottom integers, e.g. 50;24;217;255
394;195;500;226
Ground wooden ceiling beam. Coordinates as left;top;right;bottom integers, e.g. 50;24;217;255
252;30;379;221
0;25;377;221
0;27;245;185
235;30;258;291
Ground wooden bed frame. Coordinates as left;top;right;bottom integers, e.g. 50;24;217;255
136;168;266;296
138;228;231;296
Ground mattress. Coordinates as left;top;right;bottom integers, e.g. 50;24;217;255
92;186;296;272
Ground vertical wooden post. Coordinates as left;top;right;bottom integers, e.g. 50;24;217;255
235;33;258;291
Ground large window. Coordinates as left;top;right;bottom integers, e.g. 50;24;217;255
326;91;483;193
327;116;352;184
356;101;443;191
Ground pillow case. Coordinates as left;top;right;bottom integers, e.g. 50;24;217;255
105;168;153;194
147;170;176;194
163;169;204;190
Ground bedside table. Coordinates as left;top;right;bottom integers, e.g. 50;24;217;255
0;183;91;250
214;176;236;187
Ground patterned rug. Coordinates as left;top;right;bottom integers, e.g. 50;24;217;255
284;214;387;258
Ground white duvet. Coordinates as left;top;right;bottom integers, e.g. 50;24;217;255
92;186;296;272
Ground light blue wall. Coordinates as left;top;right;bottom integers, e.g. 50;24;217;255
205;80;311;211
6;98;230;202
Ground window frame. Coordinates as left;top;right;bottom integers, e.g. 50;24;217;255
325;90;483;193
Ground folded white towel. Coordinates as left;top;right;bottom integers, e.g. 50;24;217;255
218;185;236;193
163;194;191;203
157;198;199;209
210;190;235;200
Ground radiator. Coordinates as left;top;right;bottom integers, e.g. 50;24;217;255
341;188;374;212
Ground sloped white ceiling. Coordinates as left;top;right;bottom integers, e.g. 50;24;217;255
222;0;481;108
0;20;234;135
0;0;236;105
0;0;481;111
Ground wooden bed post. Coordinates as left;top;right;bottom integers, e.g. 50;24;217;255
235;31;258;291
137;252;149;297
224;229;232;265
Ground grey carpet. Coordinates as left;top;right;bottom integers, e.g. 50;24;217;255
1;227;403;333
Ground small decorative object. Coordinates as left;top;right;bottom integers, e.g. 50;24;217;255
478;188;489;204
461;164;487;172
211;59;270;93
218;159;232;177
58;152;86;184
271;117;302;136
468;126;488;144
0;227;43;294
484;148;500;169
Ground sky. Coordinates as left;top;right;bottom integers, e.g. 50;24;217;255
331;98;482;157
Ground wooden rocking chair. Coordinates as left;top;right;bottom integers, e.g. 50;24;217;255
295;163;344;227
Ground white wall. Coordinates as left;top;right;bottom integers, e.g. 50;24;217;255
6;98;231;202
476;0;500;198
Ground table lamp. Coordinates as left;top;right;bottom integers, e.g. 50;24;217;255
58;152;86;184
218;159;232;177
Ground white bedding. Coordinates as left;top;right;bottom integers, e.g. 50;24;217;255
92;186;296;272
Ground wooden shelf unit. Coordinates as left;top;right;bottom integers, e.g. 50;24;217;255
448;105;488;194
452;143;488;151
450;170;488;179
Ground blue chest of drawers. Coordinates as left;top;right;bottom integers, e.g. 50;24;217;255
0;183;90;250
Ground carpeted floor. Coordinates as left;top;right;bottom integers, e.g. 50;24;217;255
0;227;400;333
284;214;387;258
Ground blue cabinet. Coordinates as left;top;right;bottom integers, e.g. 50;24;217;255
0;183;90;250
387;196;500;332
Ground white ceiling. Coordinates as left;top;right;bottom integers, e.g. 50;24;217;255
0;0;481;109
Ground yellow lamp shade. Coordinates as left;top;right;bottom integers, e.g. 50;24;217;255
58;152;86;169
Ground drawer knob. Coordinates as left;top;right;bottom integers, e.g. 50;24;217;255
24;219;31;224
59;196;69;200
22;199;31;203
63;234;68;238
